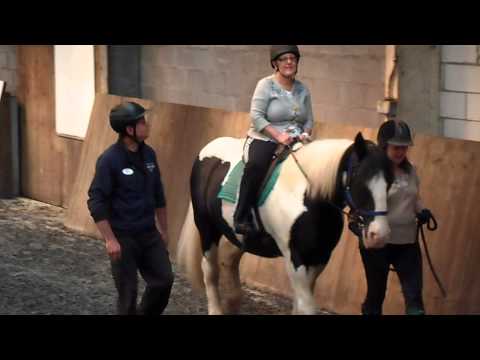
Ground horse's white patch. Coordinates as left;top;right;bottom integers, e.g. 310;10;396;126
199;137;244;164
122;168;134;175
259;165;309;253
365;173;391;246
202;247;223;315
289;139;353;200
284;263;322;314
199;137;247;238
199;137;245;187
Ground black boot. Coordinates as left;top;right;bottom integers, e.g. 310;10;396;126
234;178;256;236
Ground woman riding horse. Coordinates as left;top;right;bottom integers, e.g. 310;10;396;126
234;45;314;236
178;131;393;314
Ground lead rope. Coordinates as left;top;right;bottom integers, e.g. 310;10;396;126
418;214;446;298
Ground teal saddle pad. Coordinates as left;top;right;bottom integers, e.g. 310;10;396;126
217;160;284;207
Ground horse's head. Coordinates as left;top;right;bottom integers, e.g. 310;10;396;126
345;132;394;249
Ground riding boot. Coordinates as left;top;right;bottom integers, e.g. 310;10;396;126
233;176;256;236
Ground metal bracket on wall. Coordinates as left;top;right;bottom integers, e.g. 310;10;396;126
377;98;398;120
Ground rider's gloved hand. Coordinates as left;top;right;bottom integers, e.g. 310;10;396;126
299;132;312;143
277;132;294;146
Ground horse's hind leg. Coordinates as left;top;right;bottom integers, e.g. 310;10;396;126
197;222;224;315
220;240;244;314
201;244;223;315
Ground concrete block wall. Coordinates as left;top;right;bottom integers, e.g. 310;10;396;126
0;45;16;95
441;45;480;141
141;45;385;128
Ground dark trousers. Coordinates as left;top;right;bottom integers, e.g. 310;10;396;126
359;242;424;315
235;139;278;221
111;228;174;315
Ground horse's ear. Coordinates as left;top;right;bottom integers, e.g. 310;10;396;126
353;132;368;160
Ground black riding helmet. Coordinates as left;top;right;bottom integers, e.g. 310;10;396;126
377;120;414;148
270;45;301;68
110;102;147;135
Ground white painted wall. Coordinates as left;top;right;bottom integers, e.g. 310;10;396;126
0;45;16;95
441;45;480;142
54;45;95;139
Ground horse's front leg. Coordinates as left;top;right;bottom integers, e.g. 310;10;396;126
285;260;324;315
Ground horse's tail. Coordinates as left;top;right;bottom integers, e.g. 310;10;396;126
176;201;205;291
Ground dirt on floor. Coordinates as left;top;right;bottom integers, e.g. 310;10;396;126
0;197;317;315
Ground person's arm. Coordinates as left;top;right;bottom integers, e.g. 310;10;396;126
152;154;169;245
300;89;314;141
262;125;294;145
250;79;293;145
250;78;273;134
413;168;433;226
87;156;121;261
155;207;168;246
414;168;425;213
95;220;121;261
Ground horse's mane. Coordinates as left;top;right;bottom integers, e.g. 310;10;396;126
285;139;353;200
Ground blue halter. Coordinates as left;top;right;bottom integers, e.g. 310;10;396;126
344;156;388;224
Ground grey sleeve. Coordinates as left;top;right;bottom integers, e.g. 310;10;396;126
412;166;424;212
250;79;272;133
303;89;314;132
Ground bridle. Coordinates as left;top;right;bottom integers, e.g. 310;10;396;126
289;143;388;226
343;156;388;228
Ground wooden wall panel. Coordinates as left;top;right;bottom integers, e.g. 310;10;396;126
17;45;63;205
0;94;12;197
65;94;480;314
59;136;84;208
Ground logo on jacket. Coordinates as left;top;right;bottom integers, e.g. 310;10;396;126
146;162;156;173
122;168;134;175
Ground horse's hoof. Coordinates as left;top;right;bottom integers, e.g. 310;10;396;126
208;310;224;315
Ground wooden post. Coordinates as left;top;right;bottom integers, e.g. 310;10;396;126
94;45;109;94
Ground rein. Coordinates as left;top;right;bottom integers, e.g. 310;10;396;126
289;144;387;224
290;141;446;298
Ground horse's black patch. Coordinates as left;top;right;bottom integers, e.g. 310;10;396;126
191;156;282;258
288;136;393;271
191;135;392;270
289;196;344;270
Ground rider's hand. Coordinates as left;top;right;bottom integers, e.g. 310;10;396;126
277;132;294;146
299;132;312;143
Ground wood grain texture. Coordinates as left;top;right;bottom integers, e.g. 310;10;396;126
0;94;12;197
17;45;63;205
64;94;480;314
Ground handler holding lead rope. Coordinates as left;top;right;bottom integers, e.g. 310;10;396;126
349;120;443;315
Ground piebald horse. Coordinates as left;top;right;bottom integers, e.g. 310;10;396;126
177;133;393;314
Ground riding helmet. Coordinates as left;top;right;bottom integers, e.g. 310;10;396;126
109;102;147;134
377;120;414;148
270;45;301;68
